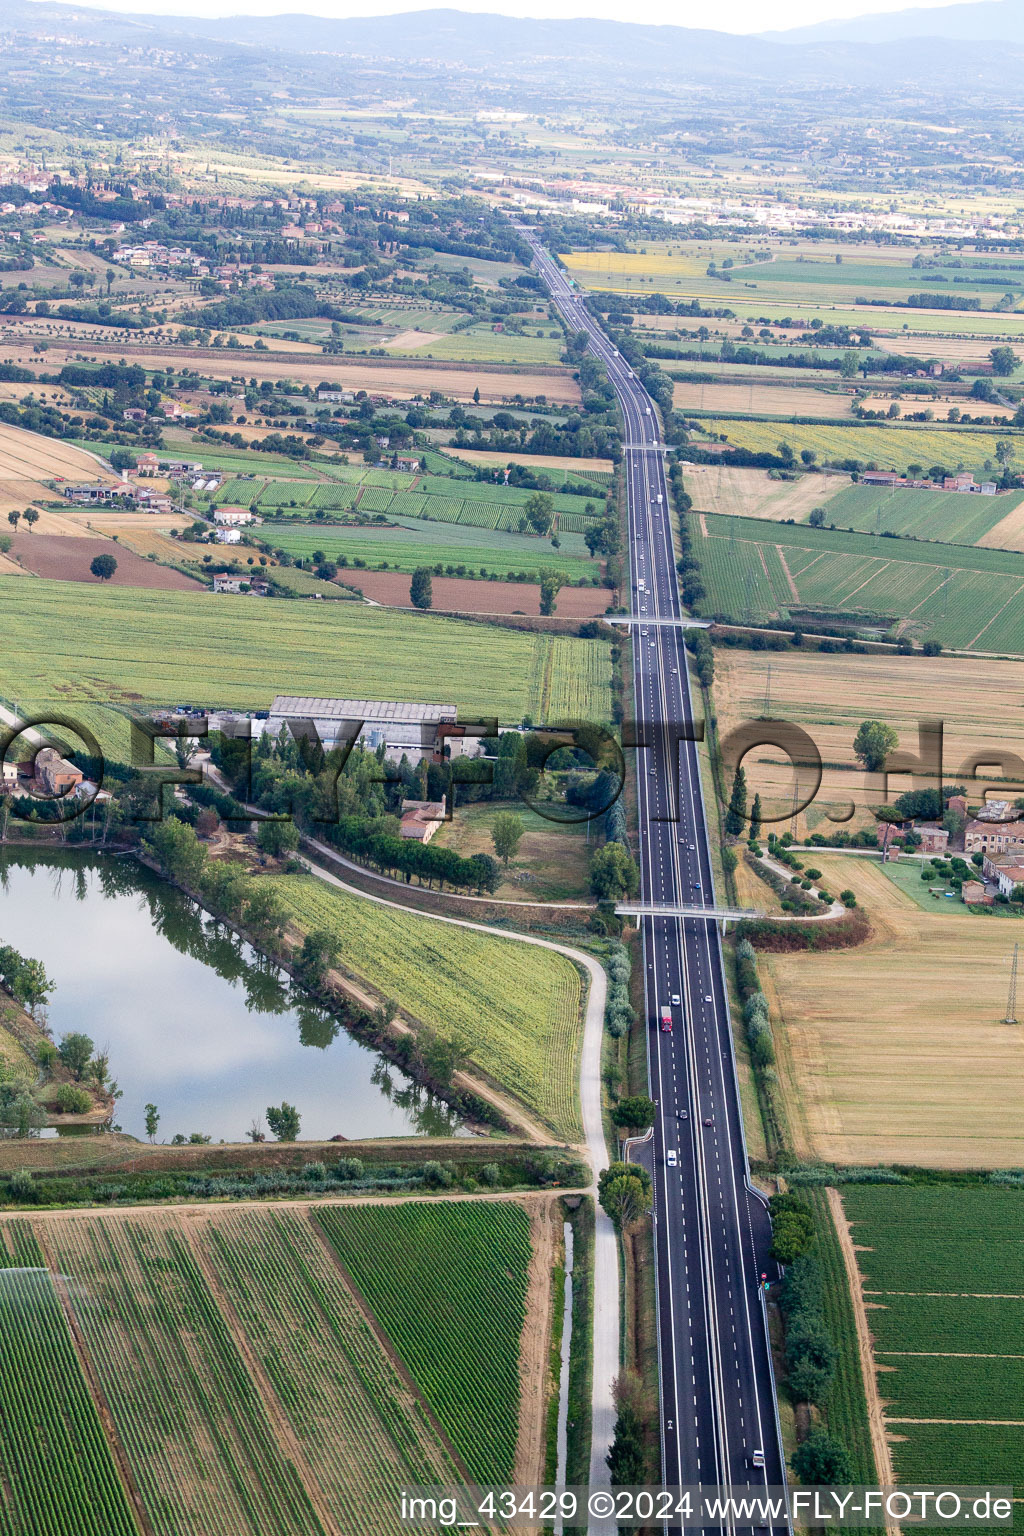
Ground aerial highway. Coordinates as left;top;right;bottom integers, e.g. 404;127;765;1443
522;230;789;1529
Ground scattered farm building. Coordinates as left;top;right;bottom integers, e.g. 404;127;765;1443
963;818;1024;855
982;853;1024;897
915;823;949;854
215;528;242;545
213;507;254;527
400;797;447;842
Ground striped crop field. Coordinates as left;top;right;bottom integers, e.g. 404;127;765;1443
0;579;613;759
0;1221;140;1536
263;522;597;580
43;1216;324;1536
0;1201;538;1536
316;1201;531;1481
270;872;585;1138
818;484;1020;545
840;1184;1024;1490
198;1209;461;1524
692;511;1024;652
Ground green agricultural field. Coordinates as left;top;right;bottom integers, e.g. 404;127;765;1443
0;578;613;759
266;519;598;580
316;1200;532;1480
390;326;563;365
0;1221;140;1536
270;873;584;1138
704;417;1022;475
12;1202;529;1536
818;484;1018;545
692;512;1024;651
840;1184;1024;1492
44;1216;326;1536
199;1208;461;1523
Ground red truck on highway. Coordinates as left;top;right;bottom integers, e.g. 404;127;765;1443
659;1005;673;1033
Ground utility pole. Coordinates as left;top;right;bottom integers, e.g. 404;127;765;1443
1007;943;1019;1025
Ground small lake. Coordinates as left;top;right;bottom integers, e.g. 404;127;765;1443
0;851;461;1144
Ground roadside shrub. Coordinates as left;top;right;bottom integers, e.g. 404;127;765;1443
840;889;857;907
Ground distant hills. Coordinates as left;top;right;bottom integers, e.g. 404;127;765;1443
4;0;1024;91
766;0;1024;44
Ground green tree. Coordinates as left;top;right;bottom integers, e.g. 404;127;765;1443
791;1428;853;1485
409;566;433;610
57;1032;94;1081
7;510;20;532
144;1103;160;1141
524;491;555;535
611;1095;656;1134
600;1173;650;1229
491;810;525;866
256;819;300;858
589;841;639;901
539;571;565;615
296;927;341;988
749;792;762;842
89;553;118;581
243;884;287;939
22;509;38;532
990;345;1019;377
725;764;747;836
808;506;826;528
853;720;898;773
266;1101;301;1141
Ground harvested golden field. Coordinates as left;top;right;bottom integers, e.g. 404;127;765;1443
873;335;998;367
763;853;1024;1167
977;497;1024;553
0;338;580;406
713;647;1024;836
685;463;849;522
674;379;860;418
0;421;113;516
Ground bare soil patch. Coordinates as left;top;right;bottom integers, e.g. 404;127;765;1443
8;533;203;590
685;463;849;522
342;569;611;616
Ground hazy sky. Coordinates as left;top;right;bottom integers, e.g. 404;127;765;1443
24;0;980;34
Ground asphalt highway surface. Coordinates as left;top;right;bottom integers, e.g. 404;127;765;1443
522;230;789;1533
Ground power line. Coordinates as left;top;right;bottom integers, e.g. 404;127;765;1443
1007;943;1019;1026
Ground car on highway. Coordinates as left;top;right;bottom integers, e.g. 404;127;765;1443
704;994;712;1004
666;1149;678;1167
751;1450;765;1469
677;1109;688;1119
703;1117;713;1127
692;881;701;891
670;993;680;1006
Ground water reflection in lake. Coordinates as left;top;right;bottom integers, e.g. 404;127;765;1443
0;851;461;1143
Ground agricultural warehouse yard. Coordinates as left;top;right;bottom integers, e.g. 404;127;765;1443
0;1197;554;1535
761;854;1024;1168
837;1184;1024;1490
